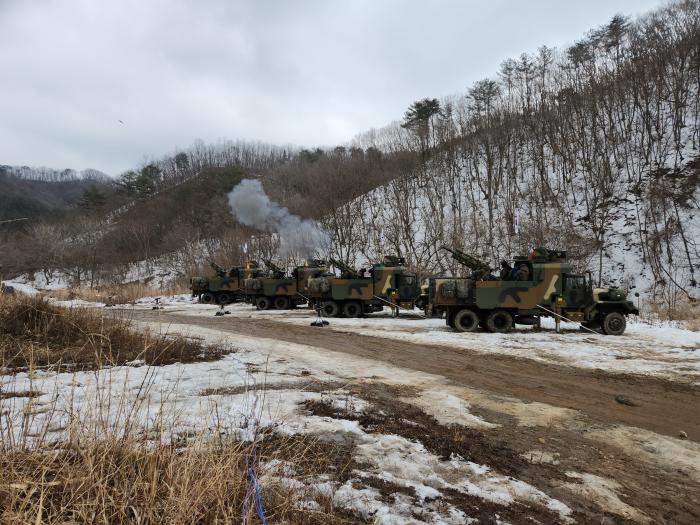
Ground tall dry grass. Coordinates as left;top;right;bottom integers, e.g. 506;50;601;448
44;280;189;306
640;296;700;330
0;294;224;372
0;294;356;524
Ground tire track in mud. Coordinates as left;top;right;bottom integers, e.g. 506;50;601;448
122;309;700;441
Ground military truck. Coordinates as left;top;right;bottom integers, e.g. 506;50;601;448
245;259;328;310
190;262;263;305
427;247;638;335
307;255;420;317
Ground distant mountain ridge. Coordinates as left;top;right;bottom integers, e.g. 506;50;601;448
0;164;109;182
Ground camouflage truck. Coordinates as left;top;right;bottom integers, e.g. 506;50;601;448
427;247;638;335
190;262;263;305
245;259;328;310
307;255;420;317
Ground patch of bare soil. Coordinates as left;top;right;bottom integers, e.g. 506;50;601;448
303;394;568;524
200;379;344;397
304;382;700;524
0;390;42;400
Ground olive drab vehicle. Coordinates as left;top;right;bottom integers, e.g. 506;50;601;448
307;255;420;318
190;262;263;305
427;247;638;335
244;259;328;310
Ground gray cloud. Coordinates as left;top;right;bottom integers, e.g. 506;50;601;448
0;0;662;174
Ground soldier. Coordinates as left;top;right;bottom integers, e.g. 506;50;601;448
514;263;530;281
500;260;512;280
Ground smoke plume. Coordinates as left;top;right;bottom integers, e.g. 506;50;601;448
228;179;330;257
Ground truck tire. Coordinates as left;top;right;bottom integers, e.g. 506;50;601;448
200;292;216;304
256;296;271;310
217;293;232;305
322;301;340;317
486;310;513;333
453;309;479;332
343;301;362;318
602;311;626;336
273;296;290;310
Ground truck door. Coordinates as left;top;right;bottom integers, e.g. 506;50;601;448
563;274;588;308
397;273;418;301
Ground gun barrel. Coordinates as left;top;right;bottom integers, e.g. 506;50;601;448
439;246;491;272
330;258;358;277
210;261;227;277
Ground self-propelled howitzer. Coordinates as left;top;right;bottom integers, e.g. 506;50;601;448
426;247;638;335
245;260;328;310
307;255;420;318
190;261;262;304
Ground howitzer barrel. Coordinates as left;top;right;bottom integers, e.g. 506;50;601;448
210;261;227;277
329;258;358;278
263;258;283;273
439;246;491;272
263;258;285;278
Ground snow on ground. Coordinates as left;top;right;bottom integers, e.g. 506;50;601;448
3;308;700;521
2;280;40;296
130;299;700;384
8;271;71;291
1;323;575;523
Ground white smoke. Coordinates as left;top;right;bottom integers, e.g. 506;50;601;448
227;179;330;257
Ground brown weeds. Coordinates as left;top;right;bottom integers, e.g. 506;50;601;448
0;293;226;372
44;280;188;305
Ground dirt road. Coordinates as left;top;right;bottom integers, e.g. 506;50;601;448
120;309;700;523
127;309;699;441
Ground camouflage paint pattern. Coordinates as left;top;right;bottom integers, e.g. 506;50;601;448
432;264;561;311
307;262;419;304
244;263;329;301
429;249;637;321
190;264;263;298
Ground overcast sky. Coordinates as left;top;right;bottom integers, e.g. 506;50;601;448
1;0;663;175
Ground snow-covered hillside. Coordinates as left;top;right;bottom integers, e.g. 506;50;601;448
323;2;700;305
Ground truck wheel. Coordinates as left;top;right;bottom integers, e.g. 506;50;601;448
201;293;216;304
256;296;271;310
454;309;479;332
486;310;513;333
343;301;362;318
273;296;290;310
217;293;232;305
322;301;340;317
602;311;626;335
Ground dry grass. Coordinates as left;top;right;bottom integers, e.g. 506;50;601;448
0;433;357;524
43;280;189;305
642;297;700;329
0;293;360;523
686;317;700;332
0;293;226;372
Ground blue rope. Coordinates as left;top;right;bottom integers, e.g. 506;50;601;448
248;463;267;525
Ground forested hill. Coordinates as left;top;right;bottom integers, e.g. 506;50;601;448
0;166;111;223
313;0;700;304
3;0;699;308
